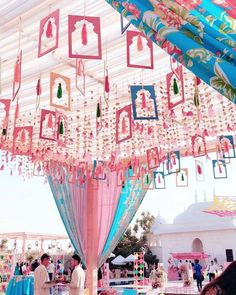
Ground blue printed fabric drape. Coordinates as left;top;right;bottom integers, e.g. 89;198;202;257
48;166;147;267
106;0;236;103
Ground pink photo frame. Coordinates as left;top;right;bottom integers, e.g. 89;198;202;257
176;168;188;187
167;65;185;110
126;30;154;69
12;126;33;156
68;15;102;60
50;72;71;111
147;147;160;170
38;9;60;58
116;105;132;144
39;109;57;141
0;99;11;143
12;50;22;101
192;135;207;158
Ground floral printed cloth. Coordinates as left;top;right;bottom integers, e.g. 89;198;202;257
106;0;236;103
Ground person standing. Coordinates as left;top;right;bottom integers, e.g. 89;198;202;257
194;259;203;292
48;260;55;281
207;260;217;282
68;254;85;295
34;253;53;295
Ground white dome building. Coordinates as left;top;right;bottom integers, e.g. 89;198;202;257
148;201;236;268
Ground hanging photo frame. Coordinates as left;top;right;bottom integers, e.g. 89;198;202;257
77;169;86;188
68;15;102;60
12;126;33;156
218;135;235;159
162;158;170;176
167;65;185;110
76;59;86;96
195;160;204;182
131;85;158;120
168;151;181;174
116;105;132;143
38;9;60;58
212;160;227;179
39;109;57;141
142;171;154;190
92;160;106;180
0;99;11;144
12;50;22;101
50;72;71;111
126;30;154;69
176;168;188;187
33;161;45;177
147;147;160;170
192;135;207;158
128;164;140;180
154;171;166;189
117;168;126;187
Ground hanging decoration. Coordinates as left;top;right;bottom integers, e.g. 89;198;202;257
35;77;42;110
126;30;154;69
0;100;11;146
92;160;106;180
134;252;145;285
212;160;227;179
218;135;235;159
192;135;207;158
96;96;103;136
38;9;60;57
203;196;236;218
195;160;204;182
56;111;67;147
76;59;86;96
68;15;102;59
12;126;33;155
131;85;158;120
153;171;166;189
116;105;132;144
176;168;188;187
168;151;181;174
39;109;57;141
146;147;160;170
142;170;154;190
12;50;22;101
33;160;45;177
167;65;185;110
50;72;71;111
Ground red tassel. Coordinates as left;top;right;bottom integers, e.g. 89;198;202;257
14;58;20;83
166;161;169;171
46;20;53;38
158;174;161;183
36;79;42;96
137;34;143;51
219;164;222;174
196;77;201;85
172;155;176;165
21;129;26;143
47;113;53;128
105;73;110;93
141;92;146;109
121;116;127;134
81;23;88;45
197;164;202;175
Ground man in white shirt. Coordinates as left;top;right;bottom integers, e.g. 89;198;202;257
207;260;218;282
34;253;54;295
69;254;85;295
48;260;55;281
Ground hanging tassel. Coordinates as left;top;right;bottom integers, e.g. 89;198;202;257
104;71;110;93
59;121;64;135
173;78;179;95
47;113;53;128
172;155;176;166
2;129;6;136
77;60;82;76
36;79;42;96
57;83;62;99
15;103;19;120
137;34;143;51
218;164;222;174
46;20;53;38
81;23;88;45
196;77;201;85
158;174;161;184
96;102;101;118
146;174;149;184
121;116;127;134
141;92;146;109
181;172;185;181
194;89;200;107
14;58;20;83
197;164;202;175
166;161;169;171
21;130;26;143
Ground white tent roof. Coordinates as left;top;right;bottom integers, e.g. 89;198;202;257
111;255;125;265
124;254;136;263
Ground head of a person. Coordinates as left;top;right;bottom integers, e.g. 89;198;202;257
195;259;199;264
179;260;182;263
41;253;50;268
211;260;214;265
185;260;188;263
71;254;81;268
16;262;19;267
201;261;236;295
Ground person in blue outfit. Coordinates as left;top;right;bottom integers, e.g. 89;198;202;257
14;262;20;276
194;259;203;292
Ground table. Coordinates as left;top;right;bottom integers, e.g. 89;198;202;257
6;276;34;295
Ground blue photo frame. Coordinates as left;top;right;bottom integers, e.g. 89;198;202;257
168;151;181;174
212;160;227;179
154;171;166;189
92;160;106;180
130;85;158;120
219;135;235;159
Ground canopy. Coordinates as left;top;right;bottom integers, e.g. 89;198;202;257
124;254;136;263
203;196;236;217
171;252;209;260
111;255;126;265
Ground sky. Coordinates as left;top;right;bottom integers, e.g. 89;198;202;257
0;154;236;237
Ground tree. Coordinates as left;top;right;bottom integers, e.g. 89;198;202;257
135;211;155;234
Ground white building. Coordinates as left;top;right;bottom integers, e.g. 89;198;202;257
148;201;236;268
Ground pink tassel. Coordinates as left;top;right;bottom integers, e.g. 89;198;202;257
172;155;176;165
15;103;19;119
46;20;53;38
21;130;26;143
14;58;20;83
47;113;53;128
137;34;143;51
218;164;222;174
141;92;146;109
158;174;161;183
36;79;42;96
77;60;82;76
81;23;88;45
121;116;127;134
197;164;202;175
105;73;110;93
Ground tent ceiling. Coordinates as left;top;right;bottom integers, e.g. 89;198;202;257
0;0;235;167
